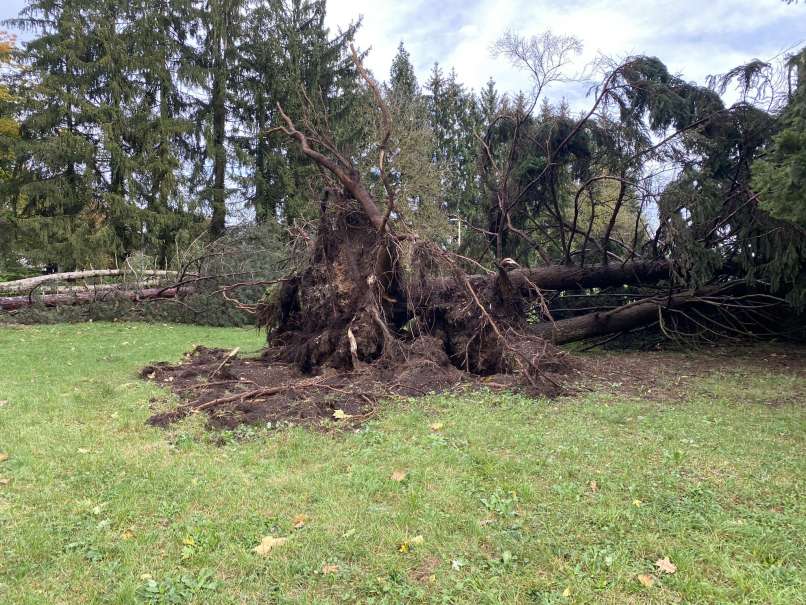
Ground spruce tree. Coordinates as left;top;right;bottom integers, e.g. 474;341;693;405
752;48;806;225
6;0;112;270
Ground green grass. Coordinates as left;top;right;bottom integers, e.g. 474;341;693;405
0;323;804;604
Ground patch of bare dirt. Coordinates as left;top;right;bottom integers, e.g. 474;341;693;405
142;343;805;429
570;344;806;403
142;341;571;429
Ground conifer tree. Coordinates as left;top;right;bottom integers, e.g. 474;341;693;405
6;0;111;269
752;48;806;225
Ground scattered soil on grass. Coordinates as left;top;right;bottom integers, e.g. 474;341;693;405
141;343;805;429
142;341;571;429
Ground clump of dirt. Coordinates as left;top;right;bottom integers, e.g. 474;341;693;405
142;339;572;430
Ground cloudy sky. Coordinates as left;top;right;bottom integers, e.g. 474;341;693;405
2;0;803;105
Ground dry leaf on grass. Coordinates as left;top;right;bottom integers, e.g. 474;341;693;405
655;557;677;574
632;499;642;507
332;409;352;420
562;587;571;597
121;528;135;540
390;470;407;482
429;422;444;431
322;563;339;574
0;400;8;406
0;452;8;463
637;574;656;587
292;514;307;529
0;478;10;485
398;535;424;552
254;535;288;556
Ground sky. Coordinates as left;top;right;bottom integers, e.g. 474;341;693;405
2;0;804;106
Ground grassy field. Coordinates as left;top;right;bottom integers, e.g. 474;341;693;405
0;323;804;604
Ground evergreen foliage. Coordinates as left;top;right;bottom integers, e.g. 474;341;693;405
752;49;806;226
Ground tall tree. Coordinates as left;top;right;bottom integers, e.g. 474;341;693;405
190;0;244;237
425;64;482;241
752;48;806;225
5;0;110;270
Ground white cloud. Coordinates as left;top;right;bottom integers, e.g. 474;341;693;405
326;0;805;105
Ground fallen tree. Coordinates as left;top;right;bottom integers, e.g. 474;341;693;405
137;44;805;426
0;286;186;311
0;270;180;295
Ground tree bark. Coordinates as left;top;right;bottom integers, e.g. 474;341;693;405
425;260;671;296
0;287;185;312
0;270;181;295
533;287;711;344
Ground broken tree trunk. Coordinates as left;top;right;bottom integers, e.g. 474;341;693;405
0;286;186;311
431;260;672;296
0;270;180;295
532;287;717;344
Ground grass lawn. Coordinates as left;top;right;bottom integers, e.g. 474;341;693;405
0;323;804;604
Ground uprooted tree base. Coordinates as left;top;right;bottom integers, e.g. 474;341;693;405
139;195;798;429
143;195;576;429
143;343;571;430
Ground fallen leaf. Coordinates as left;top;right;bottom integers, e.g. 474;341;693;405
121;528;135;540
429;422;443;431
655;557;677;574
637;574;655;587
0;452;8;463
562;587;571;597
589;480;598;493
0;478;10;485
322;563;339;574
390;469;407;482
398;535;425;553
0;400;8;406
292;514;307;529
333;409;352;420
254;535;288;556
632;499;642;507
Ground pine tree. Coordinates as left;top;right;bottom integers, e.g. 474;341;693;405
752;48;806;225
425;64;482;236
189;0;245;237
127;0;203;261
6;0;113;270
389;41;418;100
235;0;360;224
0;31;20;272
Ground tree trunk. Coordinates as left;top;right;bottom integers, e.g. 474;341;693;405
533;288;712;344
0;286;185;311
210;66;227;237
425;260;671;296
0;270;180;295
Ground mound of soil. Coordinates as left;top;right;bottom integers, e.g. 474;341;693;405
142;339;571;430
142;339;805;431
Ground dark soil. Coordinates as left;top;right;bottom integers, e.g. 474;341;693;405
141;342;805;430
142;340;571;429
